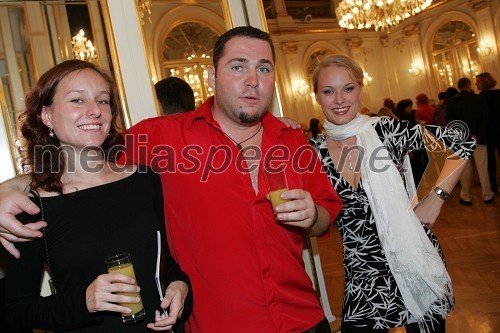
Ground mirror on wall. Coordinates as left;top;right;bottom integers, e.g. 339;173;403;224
139;0;225;109
0;3;32;174
162;22;219;109
432;20;481;91
0;0;115;175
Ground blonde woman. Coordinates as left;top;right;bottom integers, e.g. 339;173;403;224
310;54;475;333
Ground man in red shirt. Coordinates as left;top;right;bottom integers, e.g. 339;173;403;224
121;26;342;332
0;27;342;332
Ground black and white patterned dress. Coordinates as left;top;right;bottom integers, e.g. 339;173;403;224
310;117;475;329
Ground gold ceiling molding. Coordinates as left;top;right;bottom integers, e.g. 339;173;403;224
345;37;364;50
280;41;299;54
403;22;420;37
467;0;490;11
380;36;389;47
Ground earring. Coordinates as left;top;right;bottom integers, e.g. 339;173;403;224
48;126;55;138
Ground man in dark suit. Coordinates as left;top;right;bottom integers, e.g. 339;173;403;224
447;77;494;205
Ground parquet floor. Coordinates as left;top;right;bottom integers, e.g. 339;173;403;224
318;184;500;333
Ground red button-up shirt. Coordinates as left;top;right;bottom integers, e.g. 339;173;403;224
121;97;342;332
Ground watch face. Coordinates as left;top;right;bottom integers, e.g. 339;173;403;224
434;187;449;200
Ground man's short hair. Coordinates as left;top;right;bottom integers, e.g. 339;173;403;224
155;77;195;115
212;26;275;71
457;78;471;90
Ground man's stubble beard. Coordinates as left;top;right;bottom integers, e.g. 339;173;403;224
239;111;263;124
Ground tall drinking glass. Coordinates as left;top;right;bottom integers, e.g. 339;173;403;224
263;166;290;214
105;253;145;323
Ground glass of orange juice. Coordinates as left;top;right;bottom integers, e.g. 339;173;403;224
263;166;290;215
105;253;145;323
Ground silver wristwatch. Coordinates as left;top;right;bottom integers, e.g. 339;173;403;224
433;186;450;200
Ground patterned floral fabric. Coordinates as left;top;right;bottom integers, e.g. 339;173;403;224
310;117;475;329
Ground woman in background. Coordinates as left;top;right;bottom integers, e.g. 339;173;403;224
395;98;415;121
306;117;323;139
309;54;474;333
377;106;398;119
415;93;435;124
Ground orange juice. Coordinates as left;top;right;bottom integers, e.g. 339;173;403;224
108;263;144;315
269;188;289;212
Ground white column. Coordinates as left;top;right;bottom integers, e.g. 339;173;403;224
348;38;373;110
474;6;500;77
280;41;313;123
103;0;158;126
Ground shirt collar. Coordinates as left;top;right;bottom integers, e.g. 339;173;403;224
190;96;290;139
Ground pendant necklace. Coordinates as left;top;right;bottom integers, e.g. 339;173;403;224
221;123;262;151
332;138;355;170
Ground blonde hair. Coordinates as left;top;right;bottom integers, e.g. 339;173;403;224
377;107;398;119
312;54;364;93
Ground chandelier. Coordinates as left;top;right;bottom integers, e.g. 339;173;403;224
71;29;97;63
336;0;432;31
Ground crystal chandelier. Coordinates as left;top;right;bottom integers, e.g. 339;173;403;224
71;29;97;63
336;0;432;31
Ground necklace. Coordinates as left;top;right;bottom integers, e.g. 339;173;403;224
221;123;263;151
348;153;353;170
330;137;357;171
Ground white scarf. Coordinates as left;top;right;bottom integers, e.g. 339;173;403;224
323;114;453;331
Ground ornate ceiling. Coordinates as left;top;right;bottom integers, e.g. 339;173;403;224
263;1;334;19
262;0;449;21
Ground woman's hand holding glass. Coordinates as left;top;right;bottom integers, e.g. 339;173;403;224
85;272;141;314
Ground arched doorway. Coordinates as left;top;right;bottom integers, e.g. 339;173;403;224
161;22;219;108
432;20;482;91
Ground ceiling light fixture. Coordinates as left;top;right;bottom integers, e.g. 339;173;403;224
336;0;432;31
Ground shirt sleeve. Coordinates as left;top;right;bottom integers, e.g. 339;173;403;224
118;118;163;167
376;117;475;160
295;133;343;229
5;212;101;331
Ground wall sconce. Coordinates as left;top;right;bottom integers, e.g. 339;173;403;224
477;41;492;57
408;62;423;76
363;72;372;86
292;79;310;96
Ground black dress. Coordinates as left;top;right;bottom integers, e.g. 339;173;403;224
310;118;475;329
5;169;192;332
